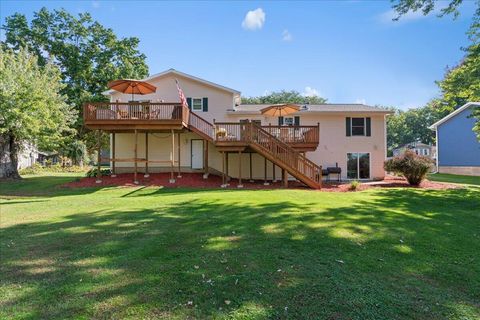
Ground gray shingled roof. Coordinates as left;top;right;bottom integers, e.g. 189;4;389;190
229;104;392;114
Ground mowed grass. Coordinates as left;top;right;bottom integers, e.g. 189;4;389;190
1;174;479;319
428;173;480;186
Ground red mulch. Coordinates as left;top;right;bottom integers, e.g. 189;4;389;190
62;172;308;190
62;173;460;192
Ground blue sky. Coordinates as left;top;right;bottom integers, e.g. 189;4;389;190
0;0;476;109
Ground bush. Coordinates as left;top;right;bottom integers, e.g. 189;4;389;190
62;140;88;166
384;150;434;186
18;163;43;175
86;167;112;178
349;180;361;191
19;163;89;175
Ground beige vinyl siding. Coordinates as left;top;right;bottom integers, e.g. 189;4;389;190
109;73;387;180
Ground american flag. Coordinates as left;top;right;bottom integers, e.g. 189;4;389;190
175;78;189;109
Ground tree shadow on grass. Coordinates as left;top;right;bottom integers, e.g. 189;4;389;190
1;188;479;319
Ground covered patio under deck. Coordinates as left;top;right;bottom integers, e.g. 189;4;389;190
84;101;322;188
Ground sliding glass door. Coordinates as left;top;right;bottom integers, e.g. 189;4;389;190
347;153;370;179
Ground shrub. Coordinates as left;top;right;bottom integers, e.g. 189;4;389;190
62;140;88;166
86;167;112;178
384;150;434;186
18;163;43;175
19;163;89;175
349;180;361;191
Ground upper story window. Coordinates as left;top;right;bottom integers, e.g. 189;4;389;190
187;97;208;112
192;98;203;111
284;117;294;126
346;117;371;137
351;118;365;136
278;116;300;126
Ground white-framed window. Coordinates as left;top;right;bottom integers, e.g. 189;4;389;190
284;117;294;126
347;153;370;179
351;118;366;136
425;149;429;156
192;98;203;111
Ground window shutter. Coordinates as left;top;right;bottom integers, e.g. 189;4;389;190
346;117;351;136
278;116;284;126
366;117;371;136
294;116;300;126
186;97;192;110
202;97;208;112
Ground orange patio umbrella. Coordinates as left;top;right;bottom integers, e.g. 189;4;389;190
107;79;157;101
260;104;300;118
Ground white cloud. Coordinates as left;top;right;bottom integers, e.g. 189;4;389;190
282;29;292;42
302;86;320;97
92;1;100;9
355;98;367;105
242;8;266;30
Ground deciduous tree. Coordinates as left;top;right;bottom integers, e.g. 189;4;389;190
2;8;149;150
241;90;327;105
386;101;447;154
0;47;75;179
391;0;468;20
392;0;480;138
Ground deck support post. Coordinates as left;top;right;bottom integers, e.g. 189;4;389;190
177;132;182;178
282;168;288;188
249;153;253;182
263;157;269;186
111;132;116;177
237;151;243;188
144;132;149;178
134;129;138;184
272;164;276;183
96;130;102;183
226;152;230;184
203;140;209;179
170;129;175;183
221;151;227;188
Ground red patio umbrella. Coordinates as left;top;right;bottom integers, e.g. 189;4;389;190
107;79;156;101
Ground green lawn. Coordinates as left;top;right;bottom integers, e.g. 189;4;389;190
428;173;480;186
1;174;479;319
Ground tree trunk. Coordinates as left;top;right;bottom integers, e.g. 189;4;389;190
0;132;22;179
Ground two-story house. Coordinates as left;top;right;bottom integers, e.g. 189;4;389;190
429;102;480;176
84;69;392;189
392;142;436;160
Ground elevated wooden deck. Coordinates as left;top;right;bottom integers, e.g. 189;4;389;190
83;102;320;150
83;102;185;131
85;102;322;188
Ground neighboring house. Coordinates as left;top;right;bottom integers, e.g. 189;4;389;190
37;151;60;166
429;102;480;176
84;69;392;188
17;142;39;169
392;142;436;159
0;141;38;177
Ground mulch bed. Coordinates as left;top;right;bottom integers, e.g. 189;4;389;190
321;175;459;192
62;173;460;192
63;173;308;190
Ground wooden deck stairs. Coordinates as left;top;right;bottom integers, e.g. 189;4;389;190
185;108;322;189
